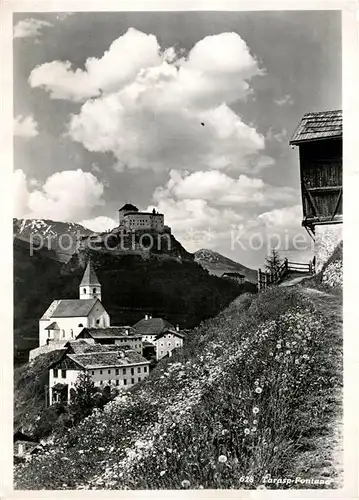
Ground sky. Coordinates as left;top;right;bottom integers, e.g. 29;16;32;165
13;10;341;268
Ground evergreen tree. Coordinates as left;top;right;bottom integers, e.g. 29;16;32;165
265;247;282;274
69;371;98;424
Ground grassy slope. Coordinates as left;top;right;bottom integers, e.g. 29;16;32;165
15;282;342;490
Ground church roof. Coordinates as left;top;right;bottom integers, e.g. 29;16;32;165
80;259;101;286
42;298;99;319
133;317;175;335
119;203;139;212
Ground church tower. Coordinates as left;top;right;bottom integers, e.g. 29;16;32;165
79;259;102;301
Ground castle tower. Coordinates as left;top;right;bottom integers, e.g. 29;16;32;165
79;259;102;301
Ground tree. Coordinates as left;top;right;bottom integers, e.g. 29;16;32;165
69;371;98;424
265;247;282;274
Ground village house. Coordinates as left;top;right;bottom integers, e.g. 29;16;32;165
290;109;342;272
29;259;111;360
133;315;178;342
48;346;150;405
155;329;184;361
76;326;143;354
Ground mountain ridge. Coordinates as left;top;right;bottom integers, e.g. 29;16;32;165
194;248;257;283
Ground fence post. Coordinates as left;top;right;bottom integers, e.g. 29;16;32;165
257;269;262;292
284;258;288;272
309;260;312;274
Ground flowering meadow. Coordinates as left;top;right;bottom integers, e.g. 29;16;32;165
15;285;342;490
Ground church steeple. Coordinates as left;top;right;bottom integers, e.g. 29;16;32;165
79;259;102;301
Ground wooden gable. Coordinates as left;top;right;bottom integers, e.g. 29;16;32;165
290;111;342;231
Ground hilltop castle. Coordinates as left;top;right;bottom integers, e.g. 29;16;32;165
118;203;165;232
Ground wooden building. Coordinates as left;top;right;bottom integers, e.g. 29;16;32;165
290;110;342;271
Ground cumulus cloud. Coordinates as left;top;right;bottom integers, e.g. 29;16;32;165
13;18;53;39
258;204;303;227
80;216;117;233
14;169;105;222
153;170;297;208
29;28;161;102
14;115;39;138
29;28;269;174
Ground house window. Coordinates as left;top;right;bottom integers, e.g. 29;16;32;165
100;370;103;374
53;369;58;378
108;369;111;375
168;342;171;347
123;368;126;375
100;380;103;385
61;369;66;378
115;369;119;375
144;366;147;373
124;379;127;385
96;319;100;324
138;377;141;382
116;380;119;386
131;378;135;385
137;367;141;373
62;330;65;338
131;368;134;375
91;370;95;375
83;288;86;294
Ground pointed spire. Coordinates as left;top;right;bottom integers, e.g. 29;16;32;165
80;258;100;286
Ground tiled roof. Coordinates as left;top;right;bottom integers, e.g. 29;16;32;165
50;298;99;318
79;326;140;339
67;349;148;369
290;110;342;144
80;259;101;286
119;203;139;212
45;322;60;330
133;317;175;335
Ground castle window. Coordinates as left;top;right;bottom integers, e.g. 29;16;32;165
62;330;65;338
138;377;141;382
116;380;119;386
131;367;134;375
123;368;126;374
100;370;103;374
124;379;127;385
91;371;94;375
131;378;135;385
83;288;86;294
108;369;111;375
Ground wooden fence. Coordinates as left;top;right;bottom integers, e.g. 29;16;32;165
257;258;315;292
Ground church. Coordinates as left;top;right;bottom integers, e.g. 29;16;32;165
38;260;110;347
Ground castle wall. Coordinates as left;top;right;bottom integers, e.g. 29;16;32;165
314;223;343;272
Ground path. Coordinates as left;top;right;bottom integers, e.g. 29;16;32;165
291;283;343;487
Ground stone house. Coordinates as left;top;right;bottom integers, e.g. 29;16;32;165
76;326;143;354
155;329;184;361
48;347;150;405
